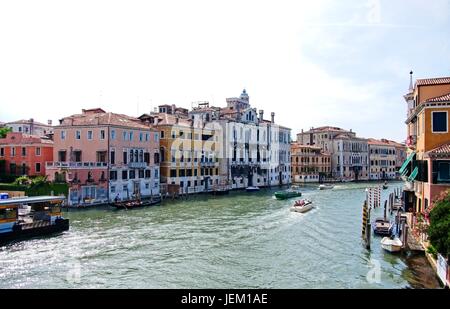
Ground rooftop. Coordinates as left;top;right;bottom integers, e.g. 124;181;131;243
0;132;53;145
427;142;450;158
6;119;51;127
59;108;153;130
424;92;450;103
416;77;450;87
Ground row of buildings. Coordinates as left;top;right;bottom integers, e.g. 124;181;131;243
1;89;409;207
0;90;291;206
292;128;406;182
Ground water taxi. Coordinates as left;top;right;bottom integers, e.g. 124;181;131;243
290;199;314;213
274;187;302;200
0;196;69;245
318;184;334;190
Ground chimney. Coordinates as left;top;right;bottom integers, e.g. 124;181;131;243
175;117;179;124
259;110;264;122
271;112;275;123
48;120;52;126
171;104;176;115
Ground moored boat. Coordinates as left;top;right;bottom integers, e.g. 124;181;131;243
290;199;314;213
0;196;69;245
373;217;393;236
246;186;260;192
381;236;403;253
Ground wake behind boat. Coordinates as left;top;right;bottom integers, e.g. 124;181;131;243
290;199;314;213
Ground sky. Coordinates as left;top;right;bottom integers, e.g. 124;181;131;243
0;0;449;142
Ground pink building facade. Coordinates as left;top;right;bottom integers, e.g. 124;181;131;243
46;108;160;207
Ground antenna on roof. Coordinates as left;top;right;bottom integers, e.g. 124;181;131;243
409;70;414;90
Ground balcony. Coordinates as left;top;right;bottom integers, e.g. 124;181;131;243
46;162;108;169
128;162;147;169
406;135;417;148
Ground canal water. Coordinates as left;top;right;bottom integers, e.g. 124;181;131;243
0;181;441;288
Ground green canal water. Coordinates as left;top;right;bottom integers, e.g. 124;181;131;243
0;181;441;288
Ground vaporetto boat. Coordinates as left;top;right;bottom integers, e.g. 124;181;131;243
0;196;69;245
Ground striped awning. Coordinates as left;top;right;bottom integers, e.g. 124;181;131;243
408;166;419;181
399;151;416;174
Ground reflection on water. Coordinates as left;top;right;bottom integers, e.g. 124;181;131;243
0;181;441;288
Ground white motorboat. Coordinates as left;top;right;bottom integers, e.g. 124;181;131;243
290;199;314;213
318;184;334;190
246;186;260;192
381;236;403;253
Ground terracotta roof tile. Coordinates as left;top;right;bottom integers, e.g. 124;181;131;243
427;143;450;156
60;111;154;130
425;92;450;103
416;77;450;86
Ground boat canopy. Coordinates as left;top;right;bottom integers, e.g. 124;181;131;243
399;151;416;174
0;196;65;207
408;166;419;182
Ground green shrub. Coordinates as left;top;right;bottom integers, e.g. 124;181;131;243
428;190;450;258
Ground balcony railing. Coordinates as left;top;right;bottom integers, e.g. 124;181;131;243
128;162;147;169
46;162;108;169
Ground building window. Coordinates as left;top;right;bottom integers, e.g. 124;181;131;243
0;147;3;157
35;147;41;156
432;111;447;133
436;161;450;183
154;133;159;141
145;170;151;179
123;151;128;164
145;133;149;142
111;186;116;193
129;170;136;179
58;150;66;162
154;169;159;178
111;129;116;140
129;132;133;141
170;169;177;177
110;171;117;180
61;130;66;140
35;163;41;173
123;131;127;141
139;132;143;142
110;150;115;165
21;147;26;156
122;170;128;180
100;130;105;140
139;170;144;179
160;131;165;139
74;150;82;162
145;183;150;190
87;130;93;140
76;130;81;139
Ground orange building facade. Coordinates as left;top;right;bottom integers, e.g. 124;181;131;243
0;132;53;177
290;143;331;183
402;75;450;214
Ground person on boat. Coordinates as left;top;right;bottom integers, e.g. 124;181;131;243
114;194;119;203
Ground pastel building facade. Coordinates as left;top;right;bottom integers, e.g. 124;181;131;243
5;119;53;137
290;143;331;183
368;139;397;180
46;108;160;207
0;132;53;177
